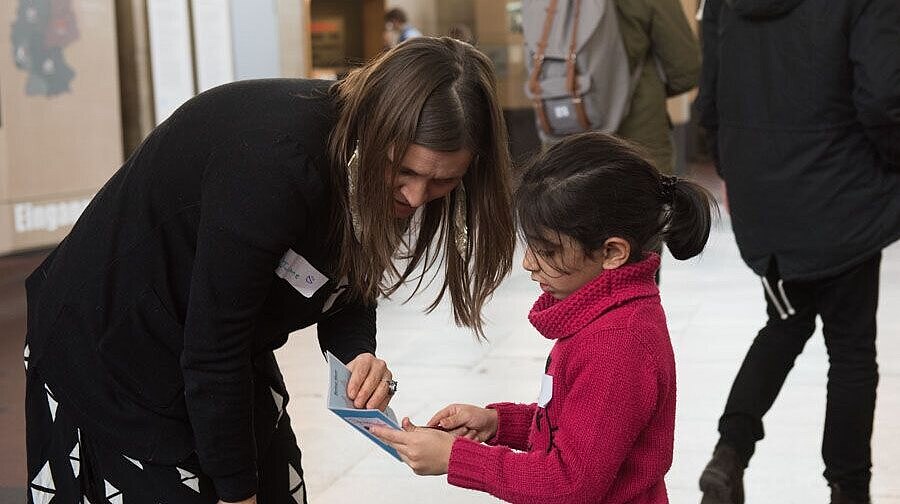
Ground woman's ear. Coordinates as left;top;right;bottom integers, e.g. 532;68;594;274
600;238;631;270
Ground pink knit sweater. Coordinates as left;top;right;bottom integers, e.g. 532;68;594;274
447;254;675;503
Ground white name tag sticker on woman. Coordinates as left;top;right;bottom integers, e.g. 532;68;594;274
538;374;553;408
276;249;329;298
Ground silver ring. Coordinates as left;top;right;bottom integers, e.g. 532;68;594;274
386;379;398;395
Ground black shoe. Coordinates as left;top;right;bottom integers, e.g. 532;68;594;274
699;444;745;504
829;483;871;504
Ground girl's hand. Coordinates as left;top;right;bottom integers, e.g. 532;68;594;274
369;418;455;475
427;404;498;443
346;353;394;410
218;496;256;504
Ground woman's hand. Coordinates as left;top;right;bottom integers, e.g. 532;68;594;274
427;404;498;443
218;496;256;504
346;353;394;410
370;418;455;475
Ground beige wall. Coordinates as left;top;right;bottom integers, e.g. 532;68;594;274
279;0;312;77
362;0;386;60
0;0;124;254
116;0;156;156
473;0;528;109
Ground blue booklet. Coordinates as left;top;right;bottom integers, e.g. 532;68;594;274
326;352;402;461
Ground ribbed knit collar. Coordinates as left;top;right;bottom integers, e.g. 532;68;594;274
528;253;661;340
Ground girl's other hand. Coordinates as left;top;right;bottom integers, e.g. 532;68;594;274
346;353;394;410
369;417;455;475
427;404;498;443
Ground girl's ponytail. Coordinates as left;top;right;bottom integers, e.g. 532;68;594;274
516;132;718;264
661;176;717;260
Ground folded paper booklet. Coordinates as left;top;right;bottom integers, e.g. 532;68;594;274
325;351;402;461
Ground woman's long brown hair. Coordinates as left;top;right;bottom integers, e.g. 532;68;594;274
328;37;515;339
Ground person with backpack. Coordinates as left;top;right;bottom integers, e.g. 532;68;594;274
370;132;717;504
522;0;700;174
695;1;900;503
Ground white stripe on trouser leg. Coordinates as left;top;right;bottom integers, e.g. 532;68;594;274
761;277;789;320
776;279;797;315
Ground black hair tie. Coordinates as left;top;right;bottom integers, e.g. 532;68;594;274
660;176;678;204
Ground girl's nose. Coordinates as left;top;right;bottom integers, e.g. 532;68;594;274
522;248;540;272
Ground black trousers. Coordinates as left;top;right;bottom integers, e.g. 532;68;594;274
717;253;881;499
26;352;308;504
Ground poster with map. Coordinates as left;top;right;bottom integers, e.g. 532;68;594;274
10;0;79;97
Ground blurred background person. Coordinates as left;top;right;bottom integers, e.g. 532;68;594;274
384;7;422;49
696;1;900;503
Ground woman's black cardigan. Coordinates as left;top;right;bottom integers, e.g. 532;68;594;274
25;79;374;501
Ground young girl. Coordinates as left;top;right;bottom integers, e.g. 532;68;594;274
371;132;716;503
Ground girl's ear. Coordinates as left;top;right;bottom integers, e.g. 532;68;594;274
600;237;631;270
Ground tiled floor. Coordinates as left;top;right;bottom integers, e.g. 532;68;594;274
2;177;898;503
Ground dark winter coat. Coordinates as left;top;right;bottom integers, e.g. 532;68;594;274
697;0;900;280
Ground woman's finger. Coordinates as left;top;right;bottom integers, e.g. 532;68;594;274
345;355;373;401
354;362;389;408
375;393;392;412
365;379;392;410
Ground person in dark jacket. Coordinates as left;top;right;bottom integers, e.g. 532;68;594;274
23;37;516;504
695;1;900;503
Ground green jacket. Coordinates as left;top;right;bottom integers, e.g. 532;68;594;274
615;0;701;173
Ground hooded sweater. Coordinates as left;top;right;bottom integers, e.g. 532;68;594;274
447;254;675;503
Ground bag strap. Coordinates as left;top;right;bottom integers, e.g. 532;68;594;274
528;0;560;136
530;0;592;135
565;0;592;131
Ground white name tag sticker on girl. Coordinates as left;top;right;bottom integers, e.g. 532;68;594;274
538;374;554;408
276;250;329;298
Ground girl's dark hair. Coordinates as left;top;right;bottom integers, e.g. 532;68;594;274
516;132;717;265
